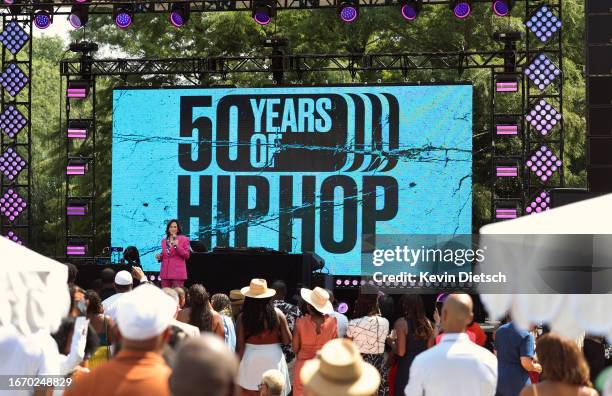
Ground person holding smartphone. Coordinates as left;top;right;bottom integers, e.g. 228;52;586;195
156;219;190;288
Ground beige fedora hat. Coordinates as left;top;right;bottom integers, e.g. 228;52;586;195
300;287;334;314
301;339;380;396
240;278;276;299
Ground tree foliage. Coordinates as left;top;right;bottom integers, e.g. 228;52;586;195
28;1;586;255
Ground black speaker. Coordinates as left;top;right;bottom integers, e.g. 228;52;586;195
549;188;603;208
587;15;612;44
587;0;612;14
587;46;612;75
588;106;612;136
588;76;612;105
589;168;612;192
588;136;612;166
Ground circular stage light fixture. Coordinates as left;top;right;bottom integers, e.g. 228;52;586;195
170;3;190;27
33;7;53;29
451;0;472;19
114;4;134;29
401;0;421;21
69;5;89;29
338;1;359;23
492;0;513;17
252;0;274;25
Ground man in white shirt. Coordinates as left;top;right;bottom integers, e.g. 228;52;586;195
404;293;498;396
101;270;134;321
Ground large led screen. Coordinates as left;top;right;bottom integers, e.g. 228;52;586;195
112;85;473;274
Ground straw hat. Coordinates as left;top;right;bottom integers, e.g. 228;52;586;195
301;339;380;396
300;287;334;314
229;289;245;306
240;279;276;299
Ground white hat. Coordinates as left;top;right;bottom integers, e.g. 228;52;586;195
240;279;276;299
301;287;334;314
301;339;380;396
114;270;133;286
116;284;176;340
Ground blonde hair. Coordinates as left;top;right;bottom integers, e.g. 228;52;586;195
261;369;285;395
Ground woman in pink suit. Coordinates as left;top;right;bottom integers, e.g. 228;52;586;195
156;219;190;288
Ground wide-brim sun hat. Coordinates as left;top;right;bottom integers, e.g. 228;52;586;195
301;338;380;396
300;287;334;314
240;278;276;299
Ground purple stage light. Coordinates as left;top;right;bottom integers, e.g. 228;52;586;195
0;64;29;97
525;145;561;183
67;128;87;139
339;5;358;23
4;230;23;245
496;81;518;92
492;1;510;16
67;245;87;256
525;99;561;136
496;124;519;135
525;191;550;214
0;105;27;139
66;165;86;175
335;279;342;286
115;11;132;29
253;11;271;25
524;54;560;91
67;204;87;216
401;4;418;21
0;21;30;55
337;302;349;314
34;11;52;29
525;5;562;43
453;2;471;19
0;148;26;181
495;208;518;219
170;11;185;27
66;80;90;98
0;189;26;221
496;166;518;177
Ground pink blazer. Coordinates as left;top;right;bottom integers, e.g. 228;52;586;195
159;235;190;280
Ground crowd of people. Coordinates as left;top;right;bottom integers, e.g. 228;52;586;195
1;262;611;396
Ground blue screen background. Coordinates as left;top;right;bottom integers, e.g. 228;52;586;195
111;86;473;274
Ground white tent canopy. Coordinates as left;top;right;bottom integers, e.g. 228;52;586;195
0;237;70;335
479;193;612;340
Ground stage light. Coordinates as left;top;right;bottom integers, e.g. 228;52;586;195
338;0;359;23
495;74;519;93
67;120;89;139
114;4;133;29
495;206;518;219
0;105;27;139
33;2;53;30
525;5;562;43
0;148;26;181
492;0;514;17
495;160;519;177
69;4;89;29
170;2;190;27
524;54;560;91
66;158;88;175
252;0;275;25
4;230;23;245
495;116;520;136
67;200;88;216
401;0;421;21
67;244;87;256
66;80;90;98
526;99;561;136
525;191;550;214
451;0;471;19
0;63;29;97
337;302;349;314
526;145;561;183
0;188;27;222
0;21;30;56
